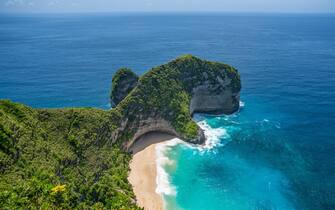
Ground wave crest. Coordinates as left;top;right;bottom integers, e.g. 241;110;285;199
155;138;183;196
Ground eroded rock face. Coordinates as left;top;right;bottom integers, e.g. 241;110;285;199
190;84;240;115
125;118;178;150
110;68;138;106
125;117;206;151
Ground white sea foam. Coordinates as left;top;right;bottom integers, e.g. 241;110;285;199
154;103;244;201
155;138;183;196
155;120;230;198
240;100;245;108
155;102;245;207
197;120;228;150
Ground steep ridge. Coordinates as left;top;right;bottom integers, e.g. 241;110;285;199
111;55;241;149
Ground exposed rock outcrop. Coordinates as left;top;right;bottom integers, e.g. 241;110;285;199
190;84;240;115
125;118;179;149
110;55;241;150
110;68;138;107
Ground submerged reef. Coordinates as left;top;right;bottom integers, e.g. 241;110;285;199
0;55;240;209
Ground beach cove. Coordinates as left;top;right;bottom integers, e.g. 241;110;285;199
128;132;176;210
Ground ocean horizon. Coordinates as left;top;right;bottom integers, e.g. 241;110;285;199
1;13;335;209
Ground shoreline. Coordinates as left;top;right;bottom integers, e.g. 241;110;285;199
128;132;175;210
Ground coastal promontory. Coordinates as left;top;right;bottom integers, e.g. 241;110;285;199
0;55;240;209
111;55;241;149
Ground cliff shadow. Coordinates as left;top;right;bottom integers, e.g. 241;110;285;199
129;131;175;154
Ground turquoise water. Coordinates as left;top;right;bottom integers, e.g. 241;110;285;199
160;105;299;210
0;13;334;209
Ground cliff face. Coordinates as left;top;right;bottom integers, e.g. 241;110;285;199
110;55;241;150
190;82;240;115
110;68;139;107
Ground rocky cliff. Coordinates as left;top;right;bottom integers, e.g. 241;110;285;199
110;68;139;106
110;55;241;150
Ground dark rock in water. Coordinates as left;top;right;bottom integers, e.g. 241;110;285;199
110;68;138;106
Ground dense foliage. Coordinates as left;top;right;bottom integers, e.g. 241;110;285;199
0;100;139;209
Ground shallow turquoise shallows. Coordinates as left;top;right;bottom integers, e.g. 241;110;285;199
0;13;334;210
161;107;298;210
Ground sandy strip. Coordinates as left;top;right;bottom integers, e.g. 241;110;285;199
128;132;175;210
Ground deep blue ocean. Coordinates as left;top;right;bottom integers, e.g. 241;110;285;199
0;13;334;210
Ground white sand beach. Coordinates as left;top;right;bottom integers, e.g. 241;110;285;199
128;132;175;210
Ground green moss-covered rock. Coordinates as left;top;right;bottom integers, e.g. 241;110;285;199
111;68;139;106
